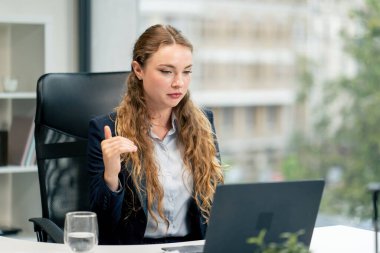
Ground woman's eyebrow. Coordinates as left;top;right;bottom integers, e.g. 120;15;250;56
157;64;192;69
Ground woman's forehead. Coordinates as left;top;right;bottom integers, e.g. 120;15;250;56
147;44;192;67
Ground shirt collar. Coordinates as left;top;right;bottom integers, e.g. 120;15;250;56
169;112;178;134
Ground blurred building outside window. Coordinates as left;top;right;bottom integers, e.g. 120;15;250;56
137;0;371;229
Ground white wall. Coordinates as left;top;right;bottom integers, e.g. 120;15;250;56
0;0;78;72
0;0;139;72
91;0;138;72
11;24;44;91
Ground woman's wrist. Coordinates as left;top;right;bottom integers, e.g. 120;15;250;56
104;172;120;192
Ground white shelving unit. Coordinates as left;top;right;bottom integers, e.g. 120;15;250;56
0;92;36;99
0;0;78;239
0;166;37;174
0;19;46;238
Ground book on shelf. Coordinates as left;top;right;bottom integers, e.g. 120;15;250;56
8;116;36;167
20;121;35;166
0;130;7;166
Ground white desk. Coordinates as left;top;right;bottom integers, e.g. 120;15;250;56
310;225;375;252
0;225;375;253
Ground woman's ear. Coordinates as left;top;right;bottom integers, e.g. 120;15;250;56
132;61;143;80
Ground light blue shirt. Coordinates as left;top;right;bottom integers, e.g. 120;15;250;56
144;114;193;238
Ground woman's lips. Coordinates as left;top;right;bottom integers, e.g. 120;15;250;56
168;93;182;99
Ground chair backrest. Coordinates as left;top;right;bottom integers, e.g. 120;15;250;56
34;71;129;228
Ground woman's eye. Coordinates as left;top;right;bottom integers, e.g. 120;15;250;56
184;70;192;75
160;70;172;74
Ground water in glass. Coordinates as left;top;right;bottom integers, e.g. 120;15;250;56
64;211;98;253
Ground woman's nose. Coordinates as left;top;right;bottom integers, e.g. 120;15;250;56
172;74;184;87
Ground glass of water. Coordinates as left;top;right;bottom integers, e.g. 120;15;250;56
64;211;98;253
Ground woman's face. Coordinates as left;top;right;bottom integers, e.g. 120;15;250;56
133;44;192;112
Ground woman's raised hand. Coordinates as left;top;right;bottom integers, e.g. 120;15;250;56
101;125;137;191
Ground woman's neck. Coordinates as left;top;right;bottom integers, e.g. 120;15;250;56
149;108;172;127
148;108;173;140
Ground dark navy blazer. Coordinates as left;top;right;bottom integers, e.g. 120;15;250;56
87;109;220;245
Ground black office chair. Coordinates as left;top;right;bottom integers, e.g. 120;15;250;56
29;71;129;243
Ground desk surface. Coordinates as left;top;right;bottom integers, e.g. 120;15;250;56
0;225;375;253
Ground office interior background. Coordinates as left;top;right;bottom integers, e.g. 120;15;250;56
0;0;378;236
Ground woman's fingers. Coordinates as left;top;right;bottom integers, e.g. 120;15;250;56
101;136;137;156
104;125;112;139
103;125;137;153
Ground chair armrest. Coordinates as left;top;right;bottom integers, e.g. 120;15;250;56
29;217;64;243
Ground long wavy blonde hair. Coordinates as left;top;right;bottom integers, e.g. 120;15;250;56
115;24;224;225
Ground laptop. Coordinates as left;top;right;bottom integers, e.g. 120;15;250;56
162;179;325;253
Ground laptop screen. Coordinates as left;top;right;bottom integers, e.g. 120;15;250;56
203;180;324;253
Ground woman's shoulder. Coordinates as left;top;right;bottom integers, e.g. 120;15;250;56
201;107;214;119
90;111;117;126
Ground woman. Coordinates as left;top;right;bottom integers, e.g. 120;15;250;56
87;24;224;245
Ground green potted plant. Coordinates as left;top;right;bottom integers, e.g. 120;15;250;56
247;229;311;253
